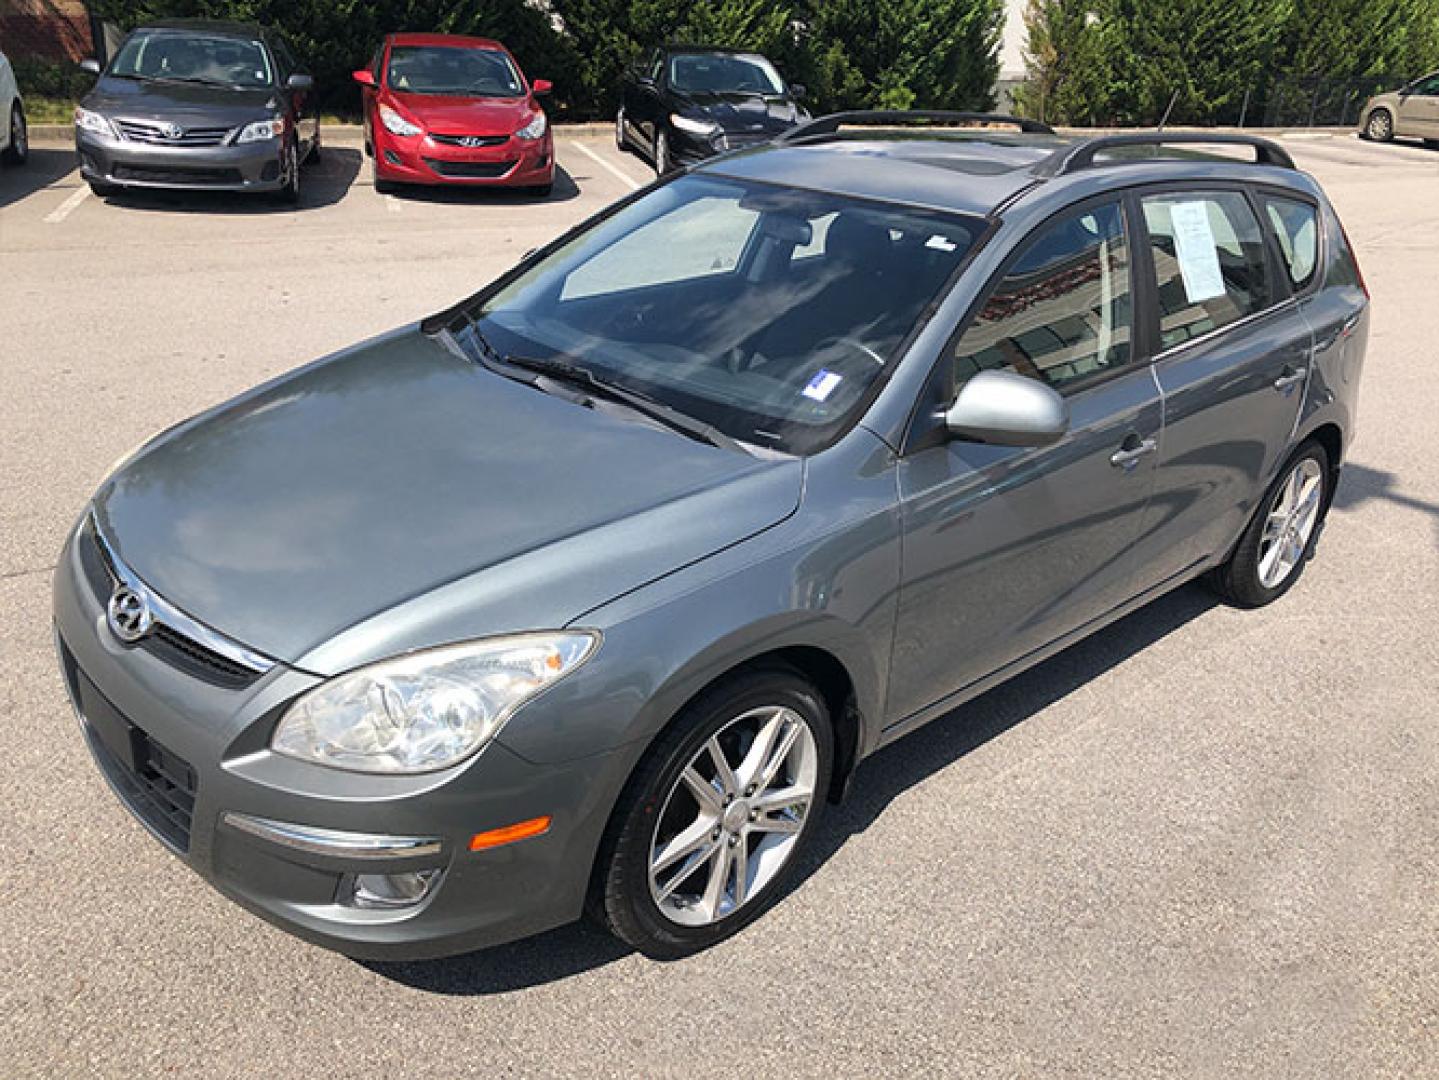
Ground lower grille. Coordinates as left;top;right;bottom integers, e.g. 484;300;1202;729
715;132;773;151
113;164;244;186
423;157;515;179
430;133;509;148
62;641;197;854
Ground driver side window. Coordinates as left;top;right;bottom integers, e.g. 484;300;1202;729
951;201;1133;392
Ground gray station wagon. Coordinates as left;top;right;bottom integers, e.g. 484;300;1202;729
54;112;1370;960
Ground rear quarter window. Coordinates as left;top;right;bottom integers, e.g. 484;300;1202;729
1263;196;1320;292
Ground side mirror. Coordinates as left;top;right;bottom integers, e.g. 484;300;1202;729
80;58;101;76
287;73;315;92
944;370;1068;447
531;78;552;96
789;83;807;101
352;69;376;88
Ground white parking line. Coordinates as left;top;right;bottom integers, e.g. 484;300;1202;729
43;183;91;224
569;140;641;191
385;195;403;213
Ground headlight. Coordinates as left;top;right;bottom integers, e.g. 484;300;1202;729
515;112;547;140
235;117;285;144
670;113;720;136
380;104;423;137
271;632;599;774
75;107;116;137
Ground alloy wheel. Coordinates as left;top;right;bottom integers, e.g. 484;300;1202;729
615;107;627;150
655;132;670;175
13;107;26;158
1368;110;1392;141
647;705;818;927
1258;457;1324;588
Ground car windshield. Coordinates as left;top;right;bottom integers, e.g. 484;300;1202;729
458;175;983;455
110;32;273;89
669;53;785;95
387;45;523;97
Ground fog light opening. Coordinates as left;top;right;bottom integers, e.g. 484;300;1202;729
348;868;442;910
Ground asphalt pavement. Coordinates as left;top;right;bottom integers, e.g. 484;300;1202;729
1;129;1435;1079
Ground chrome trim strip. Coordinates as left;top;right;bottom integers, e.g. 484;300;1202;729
221;811;444;860
89;513;277;675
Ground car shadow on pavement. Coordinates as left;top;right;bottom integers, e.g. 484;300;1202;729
362;581;1220;996
94;147;362;214
0;147;79;210
377;163;580;204
1333;461;1439;520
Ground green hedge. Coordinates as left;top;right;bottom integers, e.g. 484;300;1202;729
81;0;1005;120
1016;0;1439;126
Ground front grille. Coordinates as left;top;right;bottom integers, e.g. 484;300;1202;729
79;517;264;688
430;133;509;148
62;641;197;853
113;164;244;186
423;157;515;179
116;119;232;146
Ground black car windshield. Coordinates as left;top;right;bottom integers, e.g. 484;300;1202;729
110;31;273;89
461;175;983;455
669;52;785;95
387;46;523;97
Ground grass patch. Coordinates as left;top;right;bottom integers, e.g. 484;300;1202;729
24;97;78;124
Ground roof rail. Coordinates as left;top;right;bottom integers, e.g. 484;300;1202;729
778;110;1056;143
1036;132;1296;176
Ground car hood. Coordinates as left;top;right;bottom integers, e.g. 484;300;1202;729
94;328;802;673
85;75;280;125
389;91;533;136
672;91;802;134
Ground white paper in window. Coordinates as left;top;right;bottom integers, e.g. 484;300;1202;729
1169;201;1226;303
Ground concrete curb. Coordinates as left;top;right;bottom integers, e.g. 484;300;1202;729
25;120;1354;146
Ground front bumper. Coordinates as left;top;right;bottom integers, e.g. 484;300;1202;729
375;128;554;187
76;128;288;193
669;126;776;167
53;519;629;959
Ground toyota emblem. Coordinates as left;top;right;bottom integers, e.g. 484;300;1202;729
107;585;153;643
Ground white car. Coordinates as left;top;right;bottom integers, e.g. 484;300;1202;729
1;47;28;166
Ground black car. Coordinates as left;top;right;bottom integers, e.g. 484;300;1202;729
616;45;807;173
76;20;320;202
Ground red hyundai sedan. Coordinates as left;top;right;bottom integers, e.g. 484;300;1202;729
355;33;554;196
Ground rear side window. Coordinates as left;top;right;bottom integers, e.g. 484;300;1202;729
951;201;1133;391
1141;191;1273;350
1263;196;1319;291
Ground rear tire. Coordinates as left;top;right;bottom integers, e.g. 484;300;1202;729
591;665;833;959
304;133;322;166
1364;108;1394;142
1208;440;1332;608
2;102;26;165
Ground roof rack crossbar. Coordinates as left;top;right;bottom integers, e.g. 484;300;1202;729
778;110;1056;143
1037;132;1296;176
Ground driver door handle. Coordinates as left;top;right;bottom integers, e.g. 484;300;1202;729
1273;365;1308;391
1110;435;1158;469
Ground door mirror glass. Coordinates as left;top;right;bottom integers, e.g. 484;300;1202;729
945;370;1069;447
287;73;314;92
80;58;101;75
352;69;376;87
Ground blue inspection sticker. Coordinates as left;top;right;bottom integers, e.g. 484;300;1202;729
802;369;843;402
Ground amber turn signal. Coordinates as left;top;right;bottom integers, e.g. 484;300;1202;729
469;815;552;851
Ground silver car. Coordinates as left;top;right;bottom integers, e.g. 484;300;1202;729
54;115;1370;961
0;45;27;166
1359;71;1439;145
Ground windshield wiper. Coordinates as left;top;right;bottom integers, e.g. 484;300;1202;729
149;75;245;89
502;354;745;454
444;314;742;453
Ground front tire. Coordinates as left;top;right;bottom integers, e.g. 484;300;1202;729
592;666;833;959
1364;108;1394;142
1209;441;1332;607
275;139;301;204
3;102;27;165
